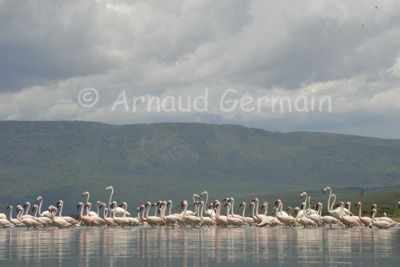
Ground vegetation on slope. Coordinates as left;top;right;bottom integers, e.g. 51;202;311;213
0;121;399;215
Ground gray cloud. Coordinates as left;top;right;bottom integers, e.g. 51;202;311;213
1;0;400;138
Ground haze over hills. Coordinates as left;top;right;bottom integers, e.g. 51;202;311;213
0;121;399;215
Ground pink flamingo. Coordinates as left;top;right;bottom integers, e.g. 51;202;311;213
100;203;117;228
77;202;100;228
338;202;358;228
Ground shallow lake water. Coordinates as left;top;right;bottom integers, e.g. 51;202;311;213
0;226;399;266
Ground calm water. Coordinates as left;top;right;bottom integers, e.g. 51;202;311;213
0;226;399;266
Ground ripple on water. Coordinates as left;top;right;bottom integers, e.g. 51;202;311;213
0;226;399;266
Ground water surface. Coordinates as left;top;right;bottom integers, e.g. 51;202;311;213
0;226;399;266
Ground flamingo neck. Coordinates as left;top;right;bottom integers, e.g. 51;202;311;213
25;203;30;215
59;202;63;217
203;193;208;216
302;202;307;218
215;205;220;220
200;203;204;219
9;207;13;220
141;207;146;221
241;204;246;217
357;204;362;219
103;207;107;219
168;203;172;216
255;200;259;216
326;188;332;212
162;206;167;219
38;198;43;215
145;204;150;219
108;188;114;216
331;195;337;211
183;204;188;218
33;208;38;217
231;199;235;216
371;210;376;221
80;204;85;219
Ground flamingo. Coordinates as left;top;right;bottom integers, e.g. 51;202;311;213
199;201;215;227
354;202;372;227
224;203;246;227
317;202;338;228
136;207;144;225
249;201;259;224
239;202;254;226
0;211;6;220
297;201;317;228
338;202;358;228
21;202;35;219
32;204;52;228
181;200;201;227
86;203;105;225
6;206;24;227
56;200;80;226
200;191;215;217
286;206;299;226
227;197;245;221
36;196;52;218
213;201;229;227
166;200;185;219
323;187;351;218
180;194;198;216
119;202;140;227
274;199;289;216
161;201;184;228
17;206;43;230
299;192;318;216
81;191;98;217
274;200;296;226
344;202;358;223
77;202;100;228
105;186;130;217
50;207;72;229
143;201;161;228
110;201;130;228
370;204;397;224
370;209;396;229
251;198;269;227
100;203;116;228
0;211;13;228
303;197;322;225
263;202;281;226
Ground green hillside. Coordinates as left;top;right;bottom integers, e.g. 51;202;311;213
0;121;399;215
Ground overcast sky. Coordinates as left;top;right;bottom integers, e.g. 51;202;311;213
1;0;400;138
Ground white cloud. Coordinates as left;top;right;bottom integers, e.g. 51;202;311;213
1;0;400;138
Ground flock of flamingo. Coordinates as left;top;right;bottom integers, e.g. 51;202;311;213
0;186;399;230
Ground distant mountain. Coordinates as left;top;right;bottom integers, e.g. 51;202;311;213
0;121;399;215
